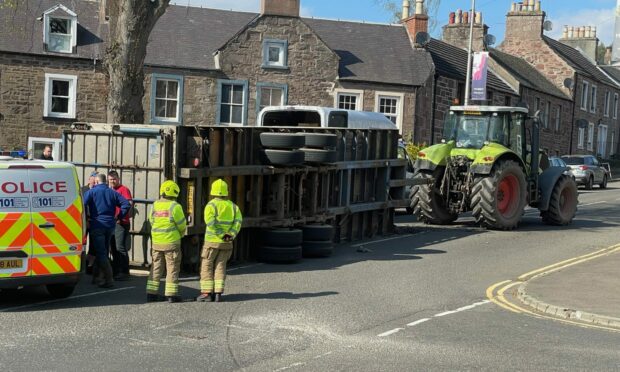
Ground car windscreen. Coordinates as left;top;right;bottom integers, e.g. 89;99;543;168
562;157;585;165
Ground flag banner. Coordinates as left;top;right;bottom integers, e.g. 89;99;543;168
471;52;489;101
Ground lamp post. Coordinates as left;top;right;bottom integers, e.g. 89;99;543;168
464;0;476;106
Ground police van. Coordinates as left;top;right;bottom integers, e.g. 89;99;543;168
0;157;85;298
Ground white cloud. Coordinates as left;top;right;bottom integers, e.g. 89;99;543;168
547;7;616;46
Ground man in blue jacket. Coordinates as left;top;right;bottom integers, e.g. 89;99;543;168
84;174;131;288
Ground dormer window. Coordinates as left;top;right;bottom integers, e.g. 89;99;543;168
43;5;77;54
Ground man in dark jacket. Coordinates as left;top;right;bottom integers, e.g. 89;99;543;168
84;174;131;288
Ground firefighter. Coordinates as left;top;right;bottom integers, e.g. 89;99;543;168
146;180;187;303
197;179;243;302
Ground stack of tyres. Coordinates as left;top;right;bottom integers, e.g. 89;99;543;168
300;133;338;164
301;224;334;257
259;133;305;165
259;228;303;263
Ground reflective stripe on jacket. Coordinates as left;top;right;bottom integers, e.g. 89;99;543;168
149;198;187;244
203;198;242;243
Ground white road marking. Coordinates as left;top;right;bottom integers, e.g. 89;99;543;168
274;362;306;371
228;263;264;272
579;201;606;207
0;286;135;312
377;328;405;337
313;351;333;359
351;234;413;248
406;318;430;327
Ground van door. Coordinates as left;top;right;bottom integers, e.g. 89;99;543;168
28;167;83;277
0;169;33;279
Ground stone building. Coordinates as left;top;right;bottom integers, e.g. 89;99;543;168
0;0;435;156
500;1;620;158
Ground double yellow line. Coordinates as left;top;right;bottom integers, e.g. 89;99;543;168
486;244;620;332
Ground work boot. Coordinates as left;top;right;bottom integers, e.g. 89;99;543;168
214;293;222;303
196;293;213;302
166;296;181;303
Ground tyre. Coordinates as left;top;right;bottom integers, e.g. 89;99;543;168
259;245;302;263
585;176;593;190
303;133;338;148
471;160;527;230
301;148;337;163
302;224;334;241
261;228;303;247
541;175;578;226
302;240;333;258
599;175;608;189
46;283;76;299
409;168;457;225
260;133;305;149
260;149;305;165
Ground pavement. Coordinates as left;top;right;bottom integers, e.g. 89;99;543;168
517;245;620;328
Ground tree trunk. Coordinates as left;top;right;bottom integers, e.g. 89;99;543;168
105;0;169;123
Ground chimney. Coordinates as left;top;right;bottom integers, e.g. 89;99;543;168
442;9;488;51
504;1;546;42
604;47;612;65
401;0;429;46
560;25;599;62
260;0;300;17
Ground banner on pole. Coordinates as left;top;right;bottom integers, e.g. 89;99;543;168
471;52;489;102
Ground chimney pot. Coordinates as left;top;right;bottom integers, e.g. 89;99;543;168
475;12;482;24
415;0;424;15
456;9;462;24
569;26;574;38
463;11;469;24
402;0;410;20
562;26;568;39
593;27;597;38
535;0;541;11
449;12;455;25
511;3;516;12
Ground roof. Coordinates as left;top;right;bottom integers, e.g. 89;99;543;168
600;66;620;85
426;39;516;94
543;36;618;87
0;0;106;59
489;48;570;100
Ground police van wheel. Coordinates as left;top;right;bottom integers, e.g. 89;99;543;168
46;283;76;299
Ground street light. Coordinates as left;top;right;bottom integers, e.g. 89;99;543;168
464;0;476;106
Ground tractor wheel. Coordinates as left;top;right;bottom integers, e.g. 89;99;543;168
471;160;527;230
409;168;457;225
541;175;578;226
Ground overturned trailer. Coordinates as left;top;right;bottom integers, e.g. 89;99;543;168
63;123;409;268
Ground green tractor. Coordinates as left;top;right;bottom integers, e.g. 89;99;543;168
410;106;578;230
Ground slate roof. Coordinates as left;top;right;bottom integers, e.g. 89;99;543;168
600;66;620;85
426;39;516;94
490;48;570;100
0;0;106;59
543;36;618;87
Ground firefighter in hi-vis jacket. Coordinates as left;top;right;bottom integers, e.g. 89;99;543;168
147;180;187;303
197;179;242;303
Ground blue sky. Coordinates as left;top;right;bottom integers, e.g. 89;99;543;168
178;0;617;46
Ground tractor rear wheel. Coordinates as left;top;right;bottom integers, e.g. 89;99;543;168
409;168;457;225
541;175;578;226
471;160;527;230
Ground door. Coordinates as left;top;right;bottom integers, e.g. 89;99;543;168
28;167;83;277
0;169;34;279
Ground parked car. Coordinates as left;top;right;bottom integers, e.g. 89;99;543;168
561;155;609;189
549;156;575;181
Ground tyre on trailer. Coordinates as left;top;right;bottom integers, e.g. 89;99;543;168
301;224;334;241
260;149;305;165
259;245;303;263
46;283;76;299
540;175;578;226
301;148;337;164
409;167;457;225
260;133;305;149
302;240;333;258
471;160;527;230
303;133;338;148
261;228;303;247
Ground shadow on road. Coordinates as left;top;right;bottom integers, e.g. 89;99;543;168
223;291;338;302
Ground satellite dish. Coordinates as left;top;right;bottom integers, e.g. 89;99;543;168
576;119;589;128
543;20;553;32
415;31;431;46
484;34;496;47
563;78;574;89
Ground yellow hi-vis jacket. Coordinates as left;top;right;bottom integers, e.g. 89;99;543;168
149;198;187;244
203;198;242;243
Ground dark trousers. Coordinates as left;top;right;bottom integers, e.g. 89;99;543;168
90;228;115;284
111;223;131;275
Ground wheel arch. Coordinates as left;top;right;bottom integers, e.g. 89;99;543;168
471;152;526;176
537;167;567;211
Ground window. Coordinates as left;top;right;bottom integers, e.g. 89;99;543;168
43;73;77;119
504;96;512;107
335;89;364;111
587;122;594;151
534;97;540;112
604;91;611;117
150;74;183;124
28;137;62;161
257;83;287;113
597;124;608;157
375;92;404;132
580;81;589;111
614;93;619;119
578;127;585;149
217;80;248;125
554;105;561;131
543;101;550;129
262;39;288;69
590;85;597;113
43;5;77;54
611;131;616;156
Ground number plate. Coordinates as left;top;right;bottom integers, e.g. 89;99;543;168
0;259;23;269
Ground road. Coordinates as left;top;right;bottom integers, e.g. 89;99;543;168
1;184;620;371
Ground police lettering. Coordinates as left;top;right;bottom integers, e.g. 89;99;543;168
0;181;67;194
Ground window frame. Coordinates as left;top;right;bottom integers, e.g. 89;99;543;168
614;93;619;119
334;89;364;111
590;85;597;113
43;7;77;54
216;79;249;126
587;122;594;151
554;105;561;132
43;73;77;119
577;127;585;149
604;91;611;117
256;82;288;115
374;91;404;132
543;100;550;129
262;39;288;69
580;81;589;111
150;73;184;124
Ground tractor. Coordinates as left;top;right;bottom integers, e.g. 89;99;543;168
409;106;578;230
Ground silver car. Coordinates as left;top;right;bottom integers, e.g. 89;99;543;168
549;156;575;181
561;155;609;189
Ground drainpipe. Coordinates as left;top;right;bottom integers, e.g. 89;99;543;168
569;73;579;154
430;73;439;145
464;0;476;106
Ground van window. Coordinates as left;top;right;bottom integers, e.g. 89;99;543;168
327;111;348;128
262;111;321;127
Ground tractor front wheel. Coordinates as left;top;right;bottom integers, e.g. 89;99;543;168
409;168;457;225
541;175;578;226
471;160;527;230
